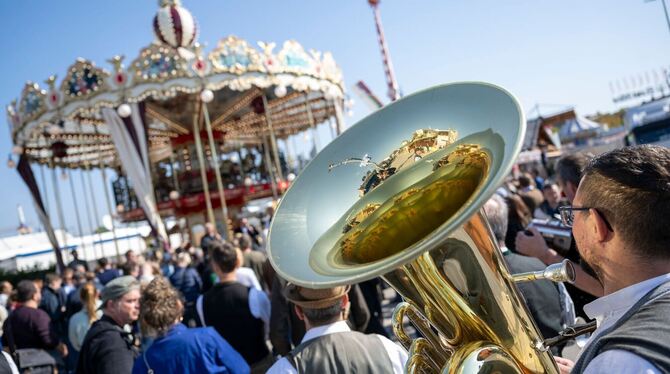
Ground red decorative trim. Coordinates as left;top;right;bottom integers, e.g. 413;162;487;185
170;6;183;47
118;183;274;221
170;130;225;147
153;16;168;45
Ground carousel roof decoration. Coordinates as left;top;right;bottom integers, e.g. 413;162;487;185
7;0;346;169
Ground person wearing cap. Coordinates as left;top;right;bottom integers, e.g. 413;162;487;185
267;283;408;374
76;275;140;374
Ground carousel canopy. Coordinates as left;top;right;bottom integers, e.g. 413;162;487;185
6;0;345;169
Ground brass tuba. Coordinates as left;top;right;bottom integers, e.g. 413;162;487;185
268;83;573;373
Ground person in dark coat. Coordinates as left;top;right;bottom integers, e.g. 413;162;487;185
68;250;89;271
169;252;202;327
77;276;140;374
484;194;568;353
39;273;66;338
96;258;121;286
2;280;64;352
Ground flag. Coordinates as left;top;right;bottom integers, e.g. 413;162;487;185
103;103;169;248
17;156;65;272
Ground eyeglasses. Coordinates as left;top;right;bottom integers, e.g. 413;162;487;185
558;205;613;231
558;206;589;227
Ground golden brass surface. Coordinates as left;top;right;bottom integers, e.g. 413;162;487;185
268;83;558;373
339;144;489;264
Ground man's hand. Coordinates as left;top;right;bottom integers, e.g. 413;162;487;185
57;342;68;357
554;356;574;374
515;227;550;263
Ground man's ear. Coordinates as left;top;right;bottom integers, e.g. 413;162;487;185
341;293;349;310
591;209;611;242
294;304;305;321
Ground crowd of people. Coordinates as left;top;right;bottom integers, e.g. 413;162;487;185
0;216;402;374
0;145;667;374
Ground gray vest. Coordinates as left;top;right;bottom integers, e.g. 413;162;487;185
573;281;670;374
287;331;394;373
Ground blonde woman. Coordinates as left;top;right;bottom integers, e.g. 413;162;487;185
68;282;102;351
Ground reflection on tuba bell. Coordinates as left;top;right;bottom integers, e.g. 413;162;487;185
268;83;572;373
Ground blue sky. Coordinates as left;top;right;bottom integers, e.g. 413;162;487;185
0;1;668;235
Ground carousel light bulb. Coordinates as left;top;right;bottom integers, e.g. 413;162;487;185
330;122;337;129
325;86;339;100
6;157;15;169
47;124;63;135
347;98;355;107
274;85;287;98
347;109;354;117
117;103;132;118
11;146;23;155
244;177;253;187
116;204;125;213
200;89;214;103
287;173;296;182
169;190;180;200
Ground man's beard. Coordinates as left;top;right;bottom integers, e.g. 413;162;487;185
580;258;603;286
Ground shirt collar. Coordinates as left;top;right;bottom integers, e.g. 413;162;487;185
168;323;186;335
300;320;351;344
584;273;670;323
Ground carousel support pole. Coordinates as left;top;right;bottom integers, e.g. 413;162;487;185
50;164;68;255
236;148;246;182
290;134;301;170
192;100;216;226
328;115;337;141
80;166;99;260
202;100;233;240
93;122;122;261
284;138;295;175
40;164;50;217
333;98;345;136
304;93;321;152
168;152;180;193
261;133;279;200
261;94;285;182
67;169;87;261
100;166;122;262
86;169;105;259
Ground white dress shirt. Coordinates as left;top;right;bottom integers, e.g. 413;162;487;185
236;267;262;290
578;273;670;374
267;320;408;374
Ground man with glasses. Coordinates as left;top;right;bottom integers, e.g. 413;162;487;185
553;145;670;373
516;154;603;320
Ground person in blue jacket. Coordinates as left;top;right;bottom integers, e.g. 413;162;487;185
132;276;249;374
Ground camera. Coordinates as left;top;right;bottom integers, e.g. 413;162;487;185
527;218;572;254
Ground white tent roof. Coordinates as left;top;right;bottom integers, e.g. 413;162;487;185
559;116;601;141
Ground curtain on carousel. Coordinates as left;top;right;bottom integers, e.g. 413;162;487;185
102;103;169;247
16;155;66;272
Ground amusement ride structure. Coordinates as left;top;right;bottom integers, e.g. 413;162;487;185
5;0;347;271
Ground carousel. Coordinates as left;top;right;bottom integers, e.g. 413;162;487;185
6;0;348;272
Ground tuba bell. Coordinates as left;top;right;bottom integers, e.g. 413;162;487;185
268;83;572;373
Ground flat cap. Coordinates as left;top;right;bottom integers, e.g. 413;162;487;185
100;275;140;307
